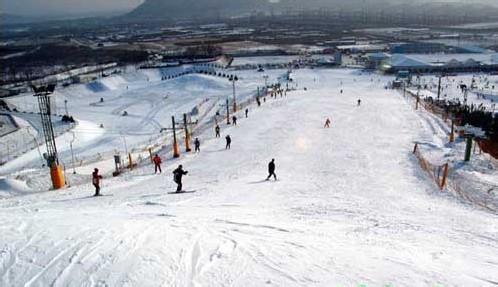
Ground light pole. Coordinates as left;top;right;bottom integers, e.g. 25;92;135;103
64;99;69;117
70;131;76;174
225;99;230;125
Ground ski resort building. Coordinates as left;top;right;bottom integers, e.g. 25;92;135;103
388;42;490;54
379;53;498;74
336;44;387;54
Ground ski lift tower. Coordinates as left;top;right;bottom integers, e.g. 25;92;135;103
32;84;65;189
229;75;238;113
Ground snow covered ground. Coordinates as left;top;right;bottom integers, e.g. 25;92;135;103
1;67;497;286
401;72;498;213
0;66;287;188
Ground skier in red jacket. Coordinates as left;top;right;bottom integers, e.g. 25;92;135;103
153;154;162;174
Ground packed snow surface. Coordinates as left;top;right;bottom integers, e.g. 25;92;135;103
0;69;497;286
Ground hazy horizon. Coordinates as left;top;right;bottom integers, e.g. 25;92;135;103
1;0;144;17
1;0;497;17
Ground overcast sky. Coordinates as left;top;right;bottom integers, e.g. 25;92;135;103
1;0;497;16
1;0;144;16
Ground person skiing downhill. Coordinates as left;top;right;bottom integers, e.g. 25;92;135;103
324;118;331;128
172;165;188;192
232;116;237;126
153;154;162;174
245;108;249;118
92;168;103;196
194;138;200;153
215;125;221;138
357;99;361;106
225;135;232;149
266;159;277;181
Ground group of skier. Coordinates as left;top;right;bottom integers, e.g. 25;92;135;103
90;82;296;196
90;88;362;196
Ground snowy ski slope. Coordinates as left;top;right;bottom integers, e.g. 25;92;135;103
0;68;497;286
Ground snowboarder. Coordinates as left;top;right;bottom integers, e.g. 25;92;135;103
357;99;361;106
153;154;162;174
194;138;200;153
232;116;237;126
215;125;221;138
173;165;188;192
92;168;103;196
225;135;231;149
324;118;331;128
245;108;249;118
266;159;277;181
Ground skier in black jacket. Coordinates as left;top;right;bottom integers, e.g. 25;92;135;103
173;165;188;192
215;125;221;138
194;138;200;153
266;159;277;181
225;135;232;149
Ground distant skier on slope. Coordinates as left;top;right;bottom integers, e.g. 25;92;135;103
245;108;249;118
92;168;103;196
173;165;188;192
194;138;200;153
266;159;277;181
153;154;162;174
232;116;237;126
324;118;331;128
215;125;221;138
357;99;361;106
225;135;232;149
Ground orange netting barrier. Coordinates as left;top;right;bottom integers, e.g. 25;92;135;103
412;143;449;190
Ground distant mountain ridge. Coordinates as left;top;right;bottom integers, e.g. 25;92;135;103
126;0;272;20
125;0;498;22
0;13;39;25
